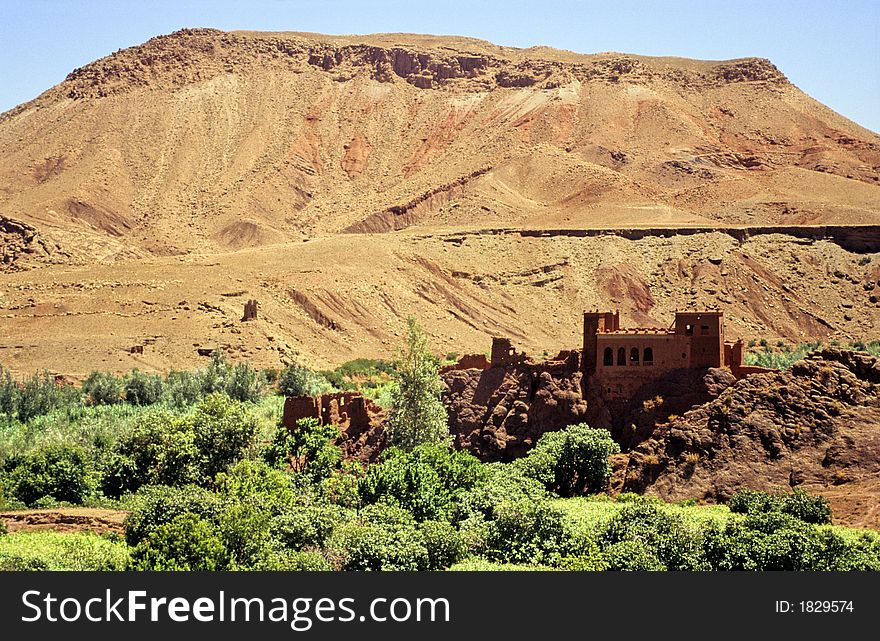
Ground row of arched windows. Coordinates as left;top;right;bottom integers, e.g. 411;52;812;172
602;346;654;366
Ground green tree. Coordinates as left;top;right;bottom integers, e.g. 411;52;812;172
0;365;19;422
514;424;620;496
264;418;341;483
358;444;485;522
277;362;328;397
386;317;449;449
225;362;264;403
17;371;72;421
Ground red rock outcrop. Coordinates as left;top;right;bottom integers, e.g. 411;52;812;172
616;348;880;528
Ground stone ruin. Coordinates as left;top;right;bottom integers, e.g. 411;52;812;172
242;299;258;321
282;391;388;464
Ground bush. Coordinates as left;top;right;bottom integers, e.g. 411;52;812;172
453;462;547;522
100;411;199;497
271;505;350;551
485;499;567;565
727;488;832;524
327;503;430;571
359;444;485;522
257;550;333;571
82;371;122;406
124;485;224;546
0;531;129;571
199;351;230;395
419;520;466;569
215;500;276;569
124;370;164;406
514;424;620;496
215;458;301;510
604;540;666;571
165;370;201;407
278;363;329;397
3;444;93;506
0;365;19;421
190;393;258;481
17;371;74;422
130;513;227;571
600;502;707;570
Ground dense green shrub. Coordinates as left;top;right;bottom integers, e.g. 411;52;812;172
271;505;350;550
256;550;333;571
130;513;227;571
0;531;129;571
82;371;122;406
604;540;667;571
386;318;449;449
200;351;230;395
264;418;341;483
124;485;225;546
515;424;619;496
190;393;258;481
485;499;567;565
278;363;329;397
216;458;301;508
419;519;466;569
600;502;707;570
327;503;431;571
701;512;880;571
123;370;164;406
727;488;832;524
0;366;19;421
215;500;276;569
359;444;485;522
100;411;198;497
452;462;547;522
3;444;94;506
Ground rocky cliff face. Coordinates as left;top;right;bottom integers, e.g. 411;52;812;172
442;351;588;460
616;349;880;527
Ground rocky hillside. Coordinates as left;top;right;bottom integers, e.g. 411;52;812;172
0;29;878;375
618;349;880;528
0;28;878;265
442;350;736;460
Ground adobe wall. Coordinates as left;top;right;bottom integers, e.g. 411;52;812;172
282;391;388;464
440;353;490;374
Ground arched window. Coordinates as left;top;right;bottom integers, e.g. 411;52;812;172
603;347;613;366
644;347;654;365
630;347;640;364
617;347;626;366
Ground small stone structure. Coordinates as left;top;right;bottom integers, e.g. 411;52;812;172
242;299;258;321
490;337;529;367
440;353;490;373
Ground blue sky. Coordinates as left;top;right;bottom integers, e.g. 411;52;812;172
1;0;878;132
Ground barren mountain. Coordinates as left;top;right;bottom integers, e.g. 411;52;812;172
0;29;878;375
